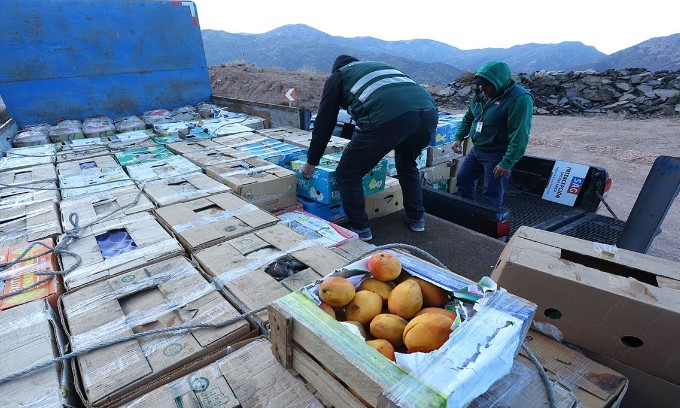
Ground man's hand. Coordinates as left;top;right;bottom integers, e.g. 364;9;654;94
301;162;315;179
493;165;510;178
452;140;463;154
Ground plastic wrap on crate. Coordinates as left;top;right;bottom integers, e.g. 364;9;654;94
170;105;200;121
13;123;51;147
126;155;202;184
0;202;61;249
49;119;84;142
0;187;60;211
114;145;175;169
232;138;308;169
106;129;155;151
276;208;357;248
113;115;146;133
59;185;153;231
298;250;536;408
58;256;253;406
143;172;232;207
58;166;135;199
187;118;256;137
0;298;74;407
0;144;56;171
83;115;116;138
141;108;174;126
153;121;190;137
195;102;220;118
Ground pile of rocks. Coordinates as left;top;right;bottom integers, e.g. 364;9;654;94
434;68;680;117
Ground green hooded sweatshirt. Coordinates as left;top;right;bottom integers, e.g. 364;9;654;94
454;61;534;170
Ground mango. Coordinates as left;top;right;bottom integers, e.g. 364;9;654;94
345;290;382;326
318;276;355;307
415;307;457;321
366;339;396;361
387;279;423;320
409;277;449;307
403;313;454;353
369;313;407;348
318;302;336;319
367;251;402;281
358;278;395;305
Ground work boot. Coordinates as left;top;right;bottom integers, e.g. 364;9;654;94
402;213;425;232
349;226;373;241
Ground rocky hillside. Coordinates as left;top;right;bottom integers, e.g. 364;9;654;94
210;63;680;117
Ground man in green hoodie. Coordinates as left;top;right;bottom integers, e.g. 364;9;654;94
451;61;533;207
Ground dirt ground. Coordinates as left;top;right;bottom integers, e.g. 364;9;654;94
210;63;680;263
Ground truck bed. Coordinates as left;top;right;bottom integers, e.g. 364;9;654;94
503;185;588;237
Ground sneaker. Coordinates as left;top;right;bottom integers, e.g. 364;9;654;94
349;226;373;241
402;213;425;232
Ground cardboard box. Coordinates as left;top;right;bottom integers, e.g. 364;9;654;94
114;145;175;169
365;176;404;220
276;208;358;248
331;238;377;261
382;148;427;177
59;212;184;290
59;185;154;231
296;194;347;223
183;146;254;168
205;156;297;212
59;256;256;407
0;201;62;249
471;329;627;408
121;337;322;408
231;138;308;169
106;129;156;151
125;155;202;184
583;349;680;408
56;137;111;163
254;126;310;140
58;166;135;199
0;144;56;171
0;238;63;310
426;141;463;166
166;138;229;155
142;172;232;207
282;132;349;156
187;117;257;136
56;154;121;177
491;226;680;385
193;223;349;324
431;113;463;146
0;163;59;205
0;298;76;407
154;192;280;252
420;161;456;186
292;153;388;205
269;250;537;408
211;132;268;148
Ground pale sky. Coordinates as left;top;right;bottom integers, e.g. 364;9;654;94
191;0;679;55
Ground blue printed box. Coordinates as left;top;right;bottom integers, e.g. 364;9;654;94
296;195;347;223
291;152;388;205
233;139;308;169
431;113;464;146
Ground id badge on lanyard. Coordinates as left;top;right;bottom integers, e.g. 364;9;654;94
475;121;483;133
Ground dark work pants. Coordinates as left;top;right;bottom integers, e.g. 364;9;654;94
335;108;438;229
456;146;511;207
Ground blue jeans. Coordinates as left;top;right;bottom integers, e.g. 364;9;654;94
456;146;510;208
335;109;438;229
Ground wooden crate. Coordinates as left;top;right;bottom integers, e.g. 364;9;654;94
269;250;537;407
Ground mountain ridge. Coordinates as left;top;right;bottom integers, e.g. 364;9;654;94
202;24;680;86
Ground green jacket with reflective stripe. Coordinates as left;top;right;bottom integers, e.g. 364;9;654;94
339;61;436;130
